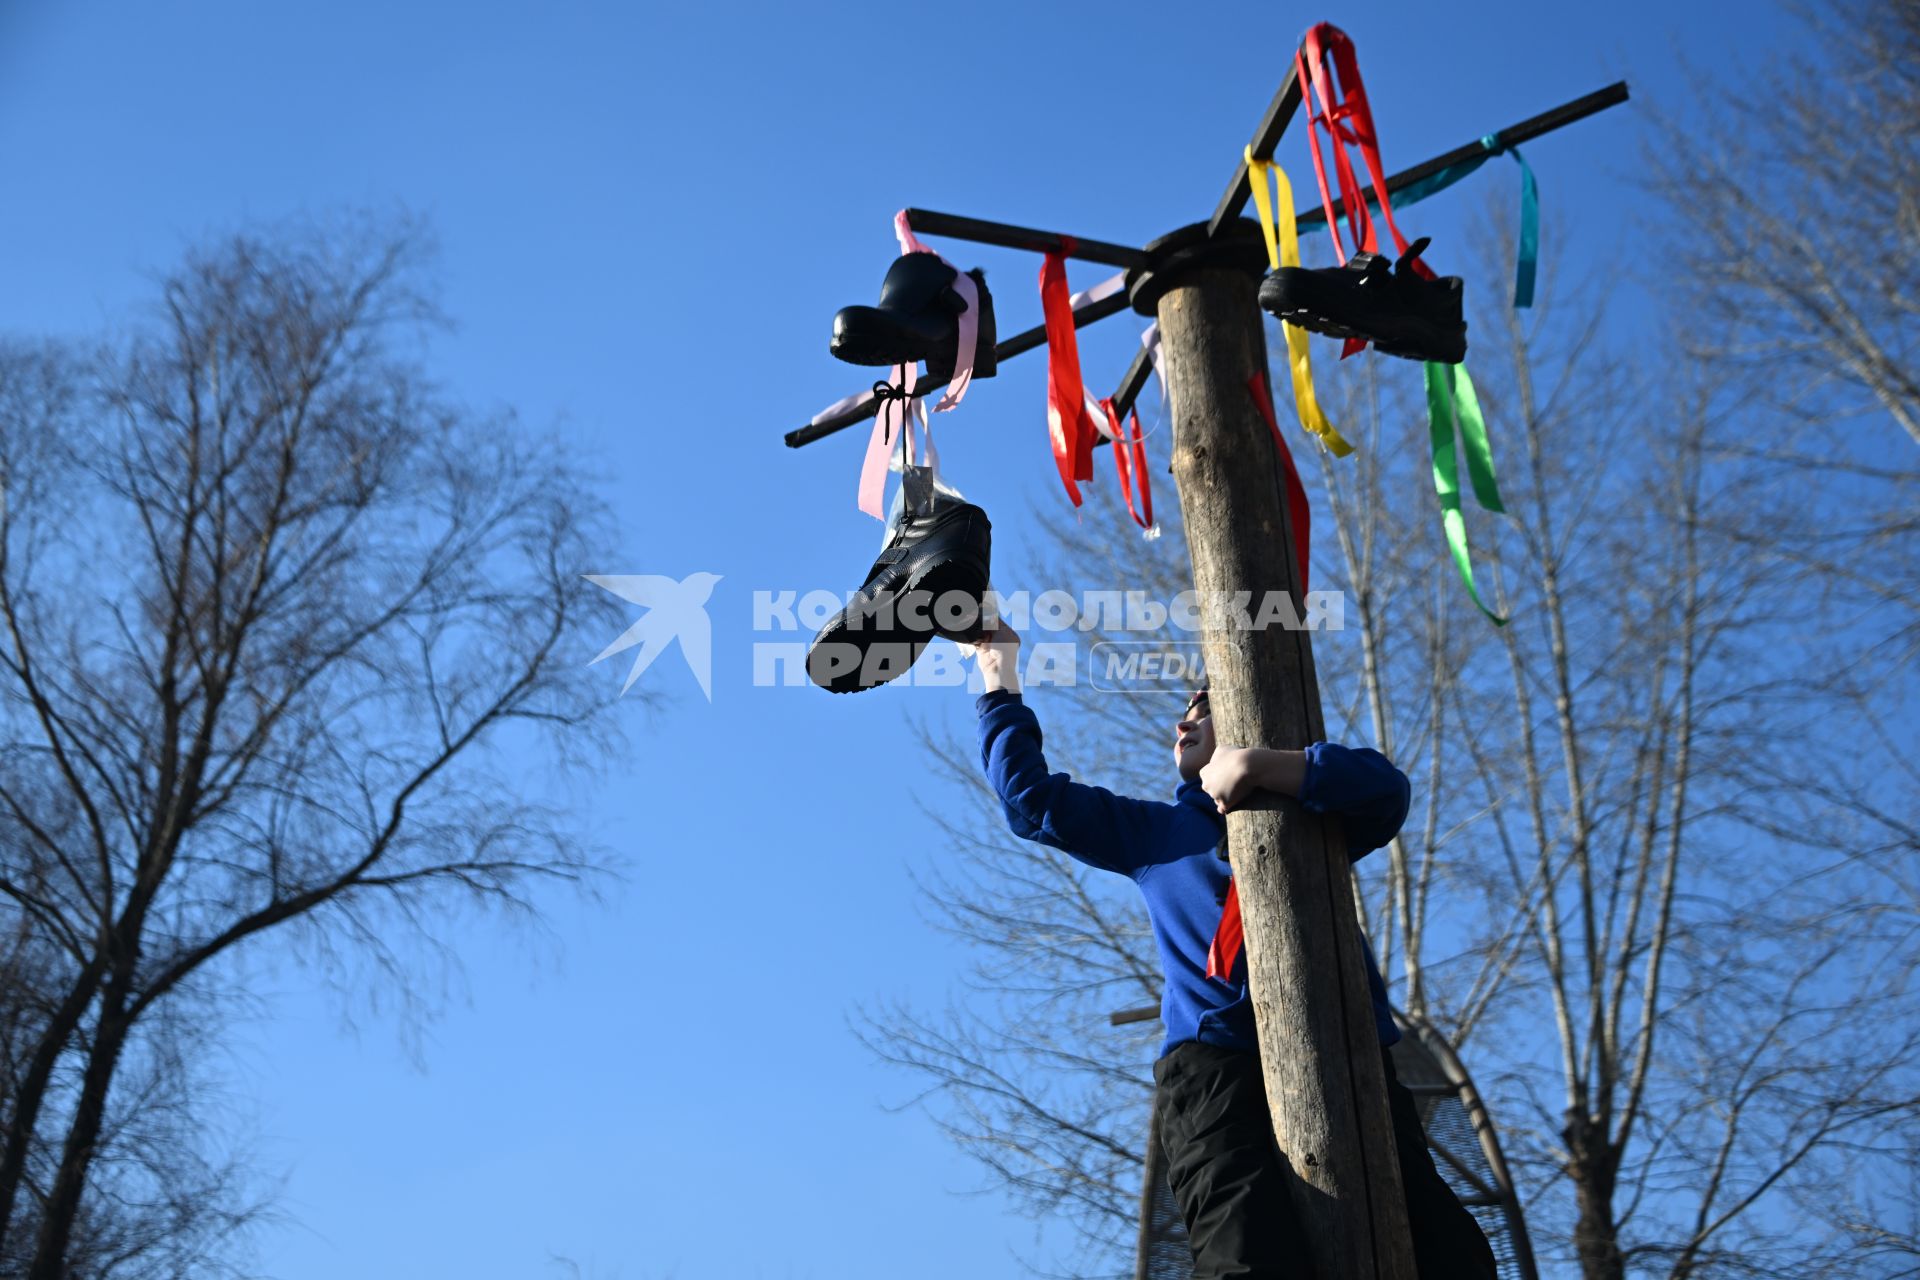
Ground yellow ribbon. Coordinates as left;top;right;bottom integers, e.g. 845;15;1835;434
1245;145;1354;458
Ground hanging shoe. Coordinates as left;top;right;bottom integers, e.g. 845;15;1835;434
1258;237;1466;364
831;253;998;383
807;494;993;694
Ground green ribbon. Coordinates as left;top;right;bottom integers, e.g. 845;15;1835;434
1423;361;1507;625
1298;133;1539;309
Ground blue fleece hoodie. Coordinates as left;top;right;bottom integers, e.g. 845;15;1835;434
976;689;1406;1057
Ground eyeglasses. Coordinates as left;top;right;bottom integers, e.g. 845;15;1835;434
1183;691;1210;717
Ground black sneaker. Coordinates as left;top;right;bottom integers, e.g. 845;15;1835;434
807;491;993;694
831;253;998;384
1258;237;1466;364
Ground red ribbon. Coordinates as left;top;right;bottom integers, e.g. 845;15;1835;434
1040;242;1097;505
1294;23;1432;357
1246;370;1311;595
1207;880;1244;982
1099;397;1154;531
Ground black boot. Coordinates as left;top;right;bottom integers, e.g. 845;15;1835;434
1258;237;1466;364
831;253;997;383
807;493;993;695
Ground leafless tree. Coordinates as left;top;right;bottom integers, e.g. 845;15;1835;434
1645;0;1920;675
0;219;625;1278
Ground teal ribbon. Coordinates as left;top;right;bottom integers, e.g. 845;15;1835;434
1500;137;1538;308
1423;361;1508;625
1298;132;1539;308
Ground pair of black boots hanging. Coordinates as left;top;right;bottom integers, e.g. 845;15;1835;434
1259;236;1468;364
810;253;997;694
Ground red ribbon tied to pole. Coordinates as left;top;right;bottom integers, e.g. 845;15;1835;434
1295;22;1433;356
1099;397;1154;532
1040;242;1097;505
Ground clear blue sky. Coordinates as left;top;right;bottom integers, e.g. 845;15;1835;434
0;2;1800;1277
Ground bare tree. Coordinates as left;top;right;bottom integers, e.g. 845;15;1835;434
1654;0;1920;450
0;219;625;1278
1646;0;1920;683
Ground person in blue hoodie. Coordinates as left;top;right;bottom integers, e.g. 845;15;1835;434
968;625;1496;1280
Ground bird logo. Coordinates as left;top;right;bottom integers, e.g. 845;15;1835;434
584;572;722;700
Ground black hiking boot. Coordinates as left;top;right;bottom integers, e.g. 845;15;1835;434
807;493;993;695
1258;237;1466;364
831;253;998;384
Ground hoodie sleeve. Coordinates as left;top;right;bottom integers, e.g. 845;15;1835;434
976;690;1209;876
1299;742;1412;861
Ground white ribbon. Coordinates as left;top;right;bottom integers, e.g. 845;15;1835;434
1069;271;1127;310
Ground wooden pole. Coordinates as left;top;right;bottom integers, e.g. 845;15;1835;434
1135;218;1416;1279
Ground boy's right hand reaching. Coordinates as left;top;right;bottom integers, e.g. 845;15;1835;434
969;624;1022;695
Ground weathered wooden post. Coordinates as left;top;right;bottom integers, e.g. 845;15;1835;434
1128;216;1417;1279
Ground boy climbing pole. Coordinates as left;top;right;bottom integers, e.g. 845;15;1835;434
966;624;1496;1280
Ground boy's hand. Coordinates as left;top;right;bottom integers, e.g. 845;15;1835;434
1200;746;1305;814
969;624;1022;694
1200;747;1259;814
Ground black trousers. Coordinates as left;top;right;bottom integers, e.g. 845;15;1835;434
1153;1040;1499;1280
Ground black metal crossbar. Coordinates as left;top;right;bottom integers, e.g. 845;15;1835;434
902;208;1148;269
1106;345;1155;430
1209;61;1304;238
1303;81;1629;230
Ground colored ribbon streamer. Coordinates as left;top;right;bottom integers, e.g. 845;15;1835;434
1207;879;1244;982
1295;24;1421;267
1504;141;1539;308
1295;23;1432;358
1244;146;1356;458
1141;323;1167;404
1099;397;1154;532
857;363;922;518
1296;133;1538;308
851;214;977;518
1040;245;1096;505
1423;361;1508;625
1245;370;1311;596
893;210;980;411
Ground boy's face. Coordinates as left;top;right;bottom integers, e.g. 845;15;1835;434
1175;690;1215;781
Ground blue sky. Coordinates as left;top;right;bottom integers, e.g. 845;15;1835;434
0;2;1802;1276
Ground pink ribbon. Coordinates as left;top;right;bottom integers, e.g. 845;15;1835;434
893;210;977;415
857;362;921;518
849;213;977;518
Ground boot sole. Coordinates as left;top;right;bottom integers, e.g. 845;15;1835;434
1260;271;1467;364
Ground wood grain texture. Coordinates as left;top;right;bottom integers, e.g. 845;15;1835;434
1155;260;1416;1279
